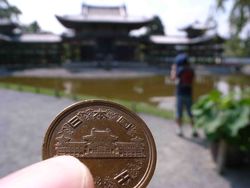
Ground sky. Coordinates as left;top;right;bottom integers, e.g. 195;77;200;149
9;0;231;37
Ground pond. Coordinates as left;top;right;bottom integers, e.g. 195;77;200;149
0;72;249;109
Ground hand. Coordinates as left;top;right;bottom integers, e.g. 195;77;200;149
0;156;94;188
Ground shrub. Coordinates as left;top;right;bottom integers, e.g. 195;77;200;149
193;89;250;152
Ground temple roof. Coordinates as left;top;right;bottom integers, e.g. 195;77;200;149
0;33;61;43
15;33;61;43
56;4;153;30
0;19;19;34
82;3;127;17
179;21;215;38
191;34;225;44
0;19;61;43
0;33;11;41
150;34;224;45
56;15;153;29
0;19;18;27
150;35;190;45
82;128;118;142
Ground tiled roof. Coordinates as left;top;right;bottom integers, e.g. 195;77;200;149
191;34;225;44
82;3;126;17
87;6;122;17
56;3;153;29
150;34;224;45
0;19;18;27
150;35;190;44
56;14;153;25
179;21;209;31
15;33;61;43
0;33;11;41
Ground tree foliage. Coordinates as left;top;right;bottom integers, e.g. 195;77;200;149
216;0;250;36
216;0;250;56
21;21;41;33
224;34;250;56
0;0;21;20
146;16;165;35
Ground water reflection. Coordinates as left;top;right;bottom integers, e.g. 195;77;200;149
0;74;249;108
216;80;230;95
217;75;250;94
63;81;73;95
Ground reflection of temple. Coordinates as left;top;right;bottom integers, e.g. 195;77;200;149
56;3;153;62
55;128;145;158
0;19;61;67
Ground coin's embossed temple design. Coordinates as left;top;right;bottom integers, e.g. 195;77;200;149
55;128;146;158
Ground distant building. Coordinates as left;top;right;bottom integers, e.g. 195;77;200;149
0;19;61;68
147;22;225;64
0;3;225;68
57;4;225;65
56;3;154;63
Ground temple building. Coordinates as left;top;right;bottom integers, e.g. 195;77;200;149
0;2;225;68
147;22;225;64
57;4;225;65
0;19;61;68
55;128;145;158
56;3;154;63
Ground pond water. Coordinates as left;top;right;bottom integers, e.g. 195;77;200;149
0;73;249;108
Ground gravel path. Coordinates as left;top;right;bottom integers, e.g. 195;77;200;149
0;89;249;188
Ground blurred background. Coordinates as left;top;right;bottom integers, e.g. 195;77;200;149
0;0;249;187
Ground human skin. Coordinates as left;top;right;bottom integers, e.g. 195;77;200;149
0;156;94;188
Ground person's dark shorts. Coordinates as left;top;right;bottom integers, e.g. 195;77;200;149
176;95;193;119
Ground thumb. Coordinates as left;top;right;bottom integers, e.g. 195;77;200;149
0;156;94;188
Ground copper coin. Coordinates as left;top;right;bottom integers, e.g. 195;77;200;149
43;100;156;188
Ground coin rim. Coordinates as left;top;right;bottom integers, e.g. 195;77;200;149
42;99;157;188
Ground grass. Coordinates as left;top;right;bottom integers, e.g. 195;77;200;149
0;82;174;119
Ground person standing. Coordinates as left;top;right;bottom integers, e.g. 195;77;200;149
170;53;198;137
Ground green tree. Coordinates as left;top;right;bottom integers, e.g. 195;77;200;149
146;16;165;35
224;34;250;56
216;0;250;36
0;0;21;20
216;0;250;56
22;21;41;33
